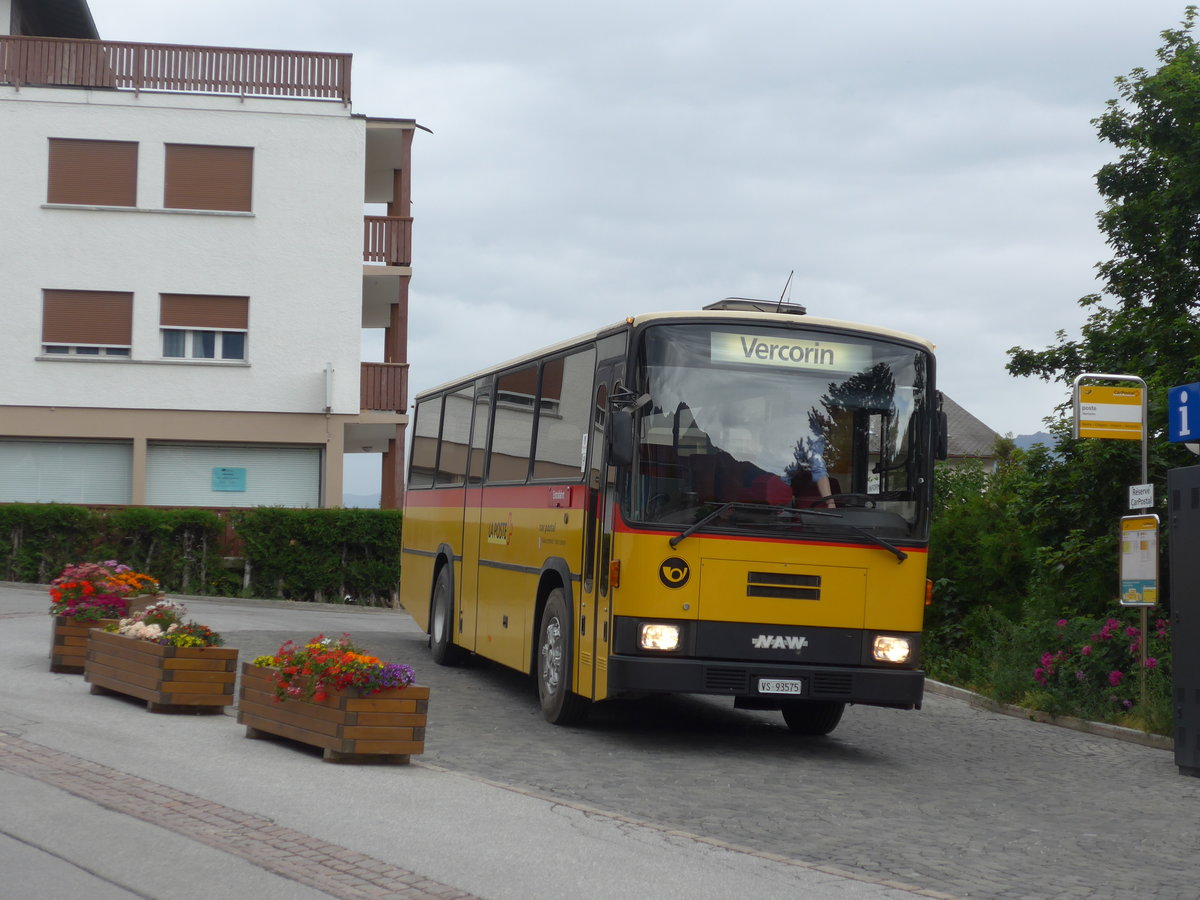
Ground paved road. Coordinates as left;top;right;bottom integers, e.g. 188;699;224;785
3;584;1196;898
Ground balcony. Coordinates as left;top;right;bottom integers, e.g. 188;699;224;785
0;35;351;102
363;216;412;266
361;362;408;413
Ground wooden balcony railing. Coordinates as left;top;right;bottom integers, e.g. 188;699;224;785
361;362;408;413
363;216;412;266
0;35;351;102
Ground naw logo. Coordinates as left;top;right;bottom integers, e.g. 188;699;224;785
751;634;809;652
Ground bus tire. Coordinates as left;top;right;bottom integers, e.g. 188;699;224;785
537;588;590;725
781;699;845;736
430;567;466;666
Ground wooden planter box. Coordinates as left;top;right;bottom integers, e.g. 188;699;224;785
85;629;238;713
237;662;429;764
49;594;160;673
50;616;119;673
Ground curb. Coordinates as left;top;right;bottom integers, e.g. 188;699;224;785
925;678;1174;751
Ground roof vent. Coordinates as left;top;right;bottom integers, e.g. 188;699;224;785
703;298;807;315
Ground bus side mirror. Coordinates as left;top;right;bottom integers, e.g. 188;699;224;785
936;410;949;460
609;409;634;467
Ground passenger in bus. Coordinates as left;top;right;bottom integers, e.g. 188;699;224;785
790;430;837;508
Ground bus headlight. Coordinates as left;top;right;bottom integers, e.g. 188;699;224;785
639;623;681;651
872;635;912;664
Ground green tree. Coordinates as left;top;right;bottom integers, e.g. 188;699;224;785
1008;6;1200;394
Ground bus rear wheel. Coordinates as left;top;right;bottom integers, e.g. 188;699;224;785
537;588;590;725
430;568;466;666
781;699;845;736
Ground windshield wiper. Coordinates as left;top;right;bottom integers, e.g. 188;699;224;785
668;502;767;549
669;503;909;562
784;508;909;563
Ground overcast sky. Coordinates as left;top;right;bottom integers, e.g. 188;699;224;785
87;0;1195;495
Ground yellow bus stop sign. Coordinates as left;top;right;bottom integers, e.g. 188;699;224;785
1077;385;1143;440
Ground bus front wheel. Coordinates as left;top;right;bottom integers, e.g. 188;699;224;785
430;568;466;666
781;699;845;736
537;588;590;725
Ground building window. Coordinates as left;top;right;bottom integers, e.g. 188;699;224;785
164;144;253;212
160;294;249;362
47;138;138;207
42;290;133;356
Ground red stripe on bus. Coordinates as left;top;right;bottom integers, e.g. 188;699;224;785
403;484;589;510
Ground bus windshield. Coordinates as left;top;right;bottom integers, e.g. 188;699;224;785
630;323;932;541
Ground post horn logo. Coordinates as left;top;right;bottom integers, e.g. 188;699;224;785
659;557;690;588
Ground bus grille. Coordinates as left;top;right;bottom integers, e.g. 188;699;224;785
746;571;821;600
810;672;854;697
704;667;749;692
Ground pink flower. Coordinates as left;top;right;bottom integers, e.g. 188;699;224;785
1033;667;1047;686
1040;652;1054;667
1144;657;1158;669
1080;645;1092;656
1057;619;1069;629
1109;670;1124;686
1125;626;1140;638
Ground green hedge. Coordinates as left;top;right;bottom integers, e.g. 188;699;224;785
1;504;402;606
229;507;402;605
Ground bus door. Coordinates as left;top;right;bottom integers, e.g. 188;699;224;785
457;376;491;654
578;353;624;701
476;364;539;671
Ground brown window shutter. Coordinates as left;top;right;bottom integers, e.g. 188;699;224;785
42;290;134;345
541;357;565;402
160;294;249;329
47;139;138;207
164;144;253;212
499;365;538;400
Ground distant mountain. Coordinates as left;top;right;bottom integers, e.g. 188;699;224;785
1013;432;1054;451
343;492;381;508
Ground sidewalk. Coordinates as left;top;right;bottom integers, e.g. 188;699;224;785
0;583;937;900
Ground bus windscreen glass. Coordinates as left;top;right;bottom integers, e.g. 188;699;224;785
632;324;931;540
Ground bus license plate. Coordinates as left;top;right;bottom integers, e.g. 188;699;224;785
758;678;804;695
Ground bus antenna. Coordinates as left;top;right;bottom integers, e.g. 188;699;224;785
777;270;794;312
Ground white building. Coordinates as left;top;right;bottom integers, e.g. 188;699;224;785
0;0;416;508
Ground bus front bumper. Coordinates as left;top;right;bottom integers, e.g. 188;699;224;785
607;655;924;710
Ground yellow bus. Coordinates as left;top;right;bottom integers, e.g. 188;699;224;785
399;299;946;734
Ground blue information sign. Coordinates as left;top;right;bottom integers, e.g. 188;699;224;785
212;467;247;492
1169;383;1200;443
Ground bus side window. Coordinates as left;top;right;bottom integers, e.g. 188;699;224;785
532;346;596;481
466;378;490;484
435;386;473;486
488;365;538;482
409;395;442;489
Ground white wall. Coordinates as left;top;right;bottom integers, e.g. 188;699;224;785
0;87;366;415
0;0;13;35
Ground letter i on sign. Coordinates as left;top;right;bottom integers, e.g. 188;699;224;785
1183;392;1191;438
